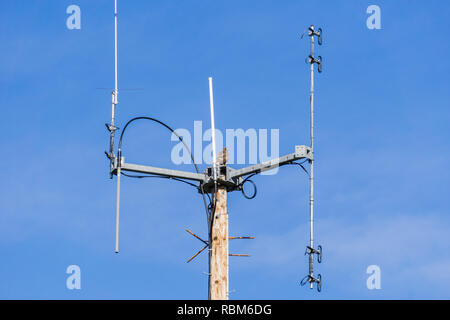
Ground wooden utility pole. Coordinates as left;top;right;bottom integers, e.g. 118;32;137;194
209;182;228;300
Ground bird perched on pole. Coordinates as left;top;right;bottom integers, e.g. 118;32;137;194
216;147;229;165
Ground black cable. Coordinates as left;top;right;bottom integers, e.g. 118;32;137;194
205;191;212;204
205;176;218;301
240;173;258;200
121;172;199;188
289;160;310;177
116;116;210;228
241;179;257;199
237;159;310;200
208;183;218;236
243;173;257;182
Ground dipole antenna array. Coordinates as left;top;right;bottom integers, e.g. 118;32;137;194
104;5;325;298
299;25;323;291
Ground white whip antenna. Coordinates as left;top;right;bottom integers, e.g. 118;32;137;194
208;77;218;180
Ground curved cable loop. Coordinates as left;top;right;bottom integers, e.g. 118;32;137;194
238;173;258;200
241;179;257;199
116;116;210;229
237;160;309;201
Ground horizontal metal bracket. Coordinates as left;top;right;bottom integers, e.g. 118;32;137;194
111;145;311;193
113;162;207;183
229;145;312;179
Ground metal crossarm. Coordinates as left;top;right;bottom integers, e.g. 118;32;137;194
229;145;312;179
116;162;208;182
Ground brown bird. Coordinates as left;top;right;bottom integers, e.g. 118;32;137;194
216;147;229;165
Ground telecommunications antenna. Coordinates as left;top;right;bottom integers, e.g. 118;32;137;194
113;0;120;253
103;4;324;297
104;0;120;253
300;25;323;291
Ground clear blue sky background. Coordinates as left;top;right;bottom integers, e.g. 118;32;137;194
1;0;449;299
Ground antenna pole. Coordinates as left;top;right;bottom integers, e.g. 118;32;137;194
107;0;119;166
113;0;120;253
114;0;118;99
300;24;323;291
112;0;118;132
308;25;315;289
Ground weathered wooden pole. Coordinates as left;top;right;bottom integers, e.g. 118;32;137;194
208;182;229;300
209;146;229;300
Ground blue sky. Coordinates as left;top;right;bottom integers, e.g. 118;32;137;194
0;0;449;299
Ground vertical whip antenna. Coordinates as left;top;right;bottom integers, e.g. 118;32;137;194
115;155;121;253
106;0;119;173
208;77;218;180
114;0;118;101
112;0;120;253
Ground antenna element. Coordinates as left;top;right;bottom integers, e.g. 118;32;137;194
300;24;323;291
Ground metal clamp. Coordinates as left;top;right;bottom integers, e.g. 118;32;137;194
308;26;323;45
305;245;323;263
308;26;319;36
105;123;118;159
308;55;322;73
300;274;322;292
